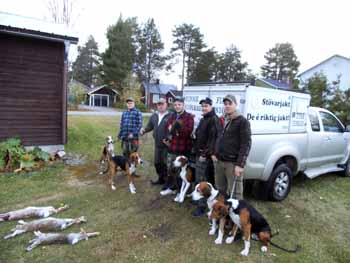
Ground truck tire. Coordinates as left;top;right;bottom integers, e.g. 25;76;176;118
343;157;350;177
267;164;292;201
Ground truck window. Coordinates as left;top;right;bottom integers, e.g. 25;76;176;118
309;111;320;131
320;112;343;133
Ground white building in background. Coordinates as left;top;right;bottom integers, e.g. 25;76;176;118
298;55;350;91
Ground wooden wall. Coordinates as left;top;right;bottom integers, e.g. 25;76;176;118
0;33;65;146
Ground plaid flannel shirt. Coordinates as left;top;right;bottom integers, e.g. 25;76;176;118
165;111;194;154
118;108;143;140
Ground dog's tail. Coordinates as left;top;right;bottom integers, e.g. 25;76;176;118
270;240;301;253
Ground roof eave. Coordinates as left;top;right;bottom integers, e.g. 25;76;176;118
0;25;78;44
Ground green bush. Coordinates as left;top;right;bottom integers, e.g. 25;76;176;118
0;138;25;170
69;84;86;109
0;138;50;172
135;102;147;112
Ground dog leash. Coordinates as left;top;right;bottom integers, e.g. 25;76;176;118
230;175;238;199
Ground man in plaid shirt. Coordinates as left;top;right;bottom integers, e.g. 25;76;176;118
118;97;143;158
160;97;194;196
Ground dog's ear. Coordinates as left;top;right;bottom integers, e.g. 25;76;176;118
219;204;229;217
224;199;232;208
103;146;107;155
130;153;137;164
179;156;187;166
202;185;211;199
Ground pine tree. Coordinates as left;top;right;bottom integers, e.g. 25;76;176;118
171;23;206;89
217;45;248;82
302;73;328;107
101;15;138;90
72;35;100;87
134;18;166;83
261;43;300;81
190;48;217;83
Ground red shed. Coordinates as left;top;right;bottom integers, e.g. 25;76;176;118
0;12;78;152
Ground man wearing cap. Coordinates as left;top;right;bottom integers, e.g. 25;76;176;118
140;98;170;185
214;94;251;200
118;97;143;158
192;97;222;217
160;96;194;196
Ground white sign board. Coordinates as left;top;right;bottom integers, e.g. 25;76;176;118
245;89;292;133
289;96;309;133
184;91;241;128
183;85;310;134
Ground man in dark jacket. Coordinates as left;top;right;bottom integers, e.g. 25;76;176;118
140;98;170;185
192;97;222;216
160;97;194;196
214;94;252;200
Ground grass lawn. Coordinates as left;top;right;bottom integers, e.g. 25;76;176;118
1;116;350;263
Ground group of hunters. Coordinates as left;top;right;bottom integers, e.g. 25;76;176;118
118;95;252;217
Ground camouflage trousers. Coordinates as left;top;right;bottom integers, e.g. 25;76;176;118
122;139;139;158
215;161;244;200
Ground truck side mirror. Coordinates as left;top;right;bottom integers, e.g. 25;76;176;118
346;125;350;132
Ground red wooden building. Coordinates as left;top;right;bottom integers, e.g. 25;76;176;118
0;12;78;151
141;80;178;110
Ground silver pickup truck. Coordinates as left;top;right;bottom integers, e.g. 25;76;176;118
183;84;350;201
246;106;350;201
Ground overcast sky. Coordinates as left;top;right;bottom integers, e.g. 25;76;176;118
2;0;350;88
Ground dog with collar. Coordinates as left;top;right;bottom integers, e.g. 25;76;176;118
172;156;194;203
209;198;272;256
99;136;143;194
191;182;226;236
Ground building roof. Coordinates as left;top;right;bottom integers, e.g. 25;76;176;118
298;54;350;77
87;85;118;95
143;82;177;94
167;90;183;97
258;78;291;89
0;11;78;44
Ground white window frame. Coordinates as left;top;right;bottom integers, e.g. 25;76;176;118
90;94;110;107
152;93;160;103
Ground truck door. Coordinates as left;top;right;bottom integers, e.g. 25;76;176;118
307;109;325;168
319;111;348;165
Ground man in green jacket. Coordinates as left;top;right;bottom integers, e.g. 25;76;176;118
214;94;252;199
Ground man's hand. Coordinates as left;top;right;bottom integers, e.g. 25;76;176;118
162;139;171;147
234;166;244;177
139;128;145;135
211;155;218;162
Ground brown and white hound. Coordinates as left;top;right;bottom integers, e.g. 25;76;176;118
191;182;226;236
209;198;272;256
99;136;143;194
172;155;194;203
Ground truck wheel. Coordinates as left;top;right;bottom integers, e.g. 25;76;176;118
267;164;292;201
343;157;350;177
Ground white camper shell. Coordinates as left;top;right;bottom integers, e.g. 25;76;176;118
183;83;350;201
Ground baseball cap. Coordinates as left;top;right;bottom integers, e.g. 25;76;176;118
223;94;237;104
157;98;167;104
126;97;134;102
199;97;213;105
174;96;184;103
